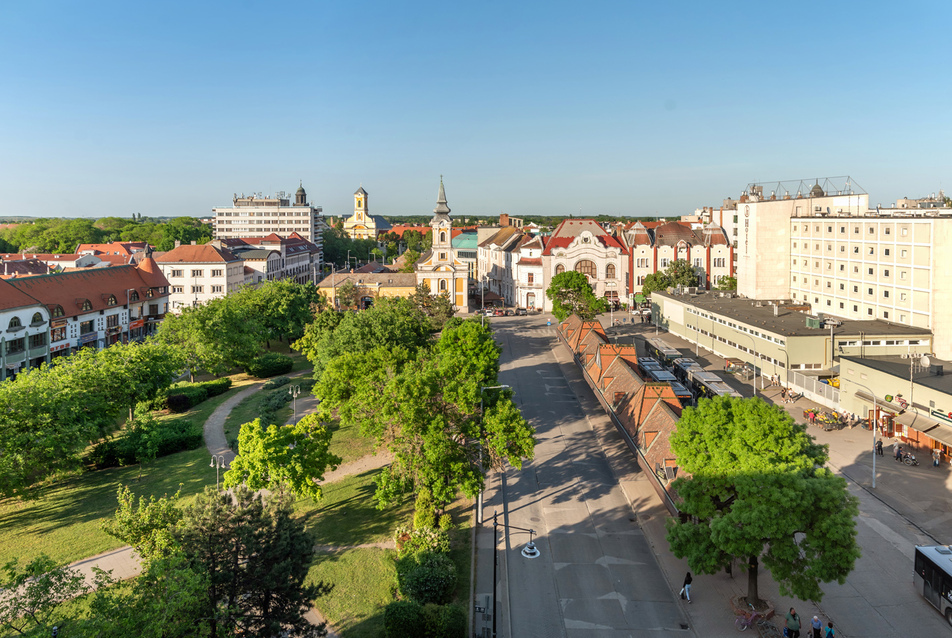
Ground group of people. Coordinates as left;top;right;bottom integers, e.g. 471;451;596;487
785;607;835;638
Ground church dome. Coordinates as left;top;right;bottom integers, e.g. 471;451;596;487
810;182;824;197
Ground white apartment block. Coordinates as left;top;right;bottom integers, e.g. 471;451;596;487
155;243;245;310
212;184;324;253
513;236;544;310
477;226;524;306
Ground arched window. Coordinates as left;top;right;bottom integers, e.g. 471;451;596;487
8;317;21;330
51;305;64;318
440;231;446;243
129;291;139;302
555;264;565;275
31;312;42;325
107;295;117;306
81;299;92;311
606;263;616;279
575;260;597;277
439;279;447;292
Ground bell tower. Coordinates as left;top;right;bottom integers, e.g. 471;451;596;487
294;181;307;206
354;186;368;222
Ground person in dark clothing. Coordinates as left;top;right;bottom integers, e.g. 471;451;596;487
876;440;883;456
679;572;692;603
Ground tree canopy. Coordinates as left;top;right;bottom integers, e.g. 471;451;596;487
545;270;607;321
0;216;211;254
715;275;737;291
665;396;860;603
641;258;700;297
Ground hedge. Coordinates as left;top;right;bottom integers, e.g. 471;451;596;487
397;551;457;605
161;378;233;412
245;353;294;378
88;418;203;469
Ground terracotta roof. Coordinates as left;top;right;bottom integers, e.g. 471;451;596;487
0;259;51;278
0;253;81;262
6;265;164;319
135;256;171;289
542;219;628;255
76;241;148;256
652;221;703;247
0;278;44;310
517;257;542;266
478;226;523;249
154;244;242;264
384;225;431;238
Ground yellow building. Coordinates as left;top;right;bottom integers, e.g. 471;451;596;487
316;271;418;310
415;179;469;310
342;186;391;240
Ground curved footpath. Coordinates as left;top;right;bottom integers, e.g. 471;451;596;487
64;371;392;638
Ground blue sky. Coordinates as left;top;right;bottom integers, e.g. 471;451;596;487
1;1;950;219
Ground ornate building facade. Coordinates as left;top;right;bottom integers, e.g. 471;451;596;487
415;179;469;310
342;186;392;240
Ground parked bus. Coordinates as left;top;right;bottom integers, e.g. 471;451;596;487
914;545;952;624
672;358;704;383
637;357;664;378
668;381;695;407
647;369;679;384
644;337;682;366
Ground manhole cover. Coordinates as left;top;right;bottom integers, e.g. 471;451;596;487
530;517;541;522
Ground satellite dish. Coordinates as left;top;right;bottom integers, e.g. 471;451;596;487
921;356;932;367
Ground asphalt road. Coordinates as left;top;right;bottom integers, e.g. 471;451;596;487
480;315;689;638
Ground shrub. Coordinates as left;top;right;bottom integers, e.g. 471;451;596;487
165;386;208;413
262;376;291;390
384;600;423;638
200;377;232;397
88;418;202;469
245;353;293;378
394;525;450;558
422;603;467;638
397;551;457;605
438;514;453;532
413;489;436;530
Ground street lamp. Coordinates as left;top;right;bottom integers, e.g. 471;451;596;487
288;385;301;423
737;331;758;397
478;385;511;524
854;382;879;489
209;454;226;490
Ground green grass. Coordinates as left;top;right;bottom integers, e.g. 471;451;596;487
327;420;377;465
296;468;413;546
0;447;215;567
306;548;398;638
0;373;269;568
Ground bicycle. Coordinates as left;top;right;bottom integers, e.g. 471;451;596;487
735;609;762;631
756;619;781;638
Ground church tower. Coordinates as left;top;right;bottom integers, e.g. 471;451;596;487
415;177;468;310
354;186;368;223
294;182;307;206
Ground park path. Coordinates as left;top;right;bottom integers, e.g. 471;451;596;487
64;369;391;638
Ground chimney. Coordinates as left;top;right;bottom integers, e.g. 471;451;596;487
190;240;197;245
500;213;509;227
174;240;181;248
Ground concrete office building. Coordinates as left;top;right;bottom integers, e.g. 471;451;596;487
212;183;324;247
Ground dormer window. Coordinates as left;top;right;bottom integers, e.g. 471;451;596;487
51;305;64;318
81;299;92;311
8;317;22;330
107;295;117;306
31;312;43;325
129;291;139;302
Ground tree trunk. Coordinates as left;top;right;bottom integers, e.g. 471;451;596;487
747;554;760;605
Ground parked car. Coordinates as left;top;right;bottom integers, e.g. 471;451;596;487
493;308;506;316
504;308;515;316
515;307;528;316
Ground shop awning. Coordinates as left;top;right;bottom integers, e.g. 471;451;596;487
604;291;619;299
894;411;952;448
853;391;905;414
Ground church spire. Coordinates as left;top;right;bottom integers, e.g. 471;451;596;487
433;175;451;216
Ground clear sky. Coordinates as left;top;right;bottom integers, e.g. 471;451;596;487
1;1;950;219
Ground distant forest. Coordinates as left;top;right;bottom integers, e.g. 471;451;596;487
0;215;212;254
380;214;670;227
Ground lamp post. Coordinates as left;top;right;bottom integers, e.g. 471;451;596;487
478;385;511;524
491;510;539;638
288;385;301;424
854;382;879;489
209;454;226;490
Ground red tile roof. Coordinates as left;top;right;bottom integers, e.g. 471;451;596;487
76;241;149;256
6;265;165;319
154;244;241;263
542;219;628;255
0;278;44;310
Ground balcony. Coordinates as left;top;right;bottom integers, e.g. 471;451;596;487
29;345;48;359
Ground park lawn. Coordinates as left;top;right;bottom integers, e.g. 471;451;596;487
0;375;265;568
0;447;214;568
223;376;317;449
296;468;413;546
306;548;398;638
327;420;377;465
445;494;475;608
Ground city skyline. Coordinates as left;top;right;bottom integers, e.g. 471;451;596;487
1;1;950;219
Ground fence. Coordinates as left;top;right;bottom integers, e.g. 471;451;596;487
787;370;839;409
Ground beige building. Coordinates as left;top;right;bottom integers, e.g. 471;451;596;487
155;243;245;310
622;221;734;293
653;289;931;408
212;184;324;250
342;187;391;240
542;219;628;311
316;272;418;310
415;180;469;310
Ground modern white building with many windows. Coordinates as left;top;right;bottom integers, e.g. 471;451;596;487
212;183;324;252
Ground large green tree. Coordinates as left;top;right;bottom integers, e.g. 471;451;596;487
0;555;90;637
665;396;860;604
715;275;737;291
224;414;340;501
641;259;700;297
242;280;324;345
411;283;456;331
546;270;607;321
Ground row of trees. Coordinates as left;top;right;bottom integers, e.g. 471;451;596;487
0;216;212;254
1;485;325;637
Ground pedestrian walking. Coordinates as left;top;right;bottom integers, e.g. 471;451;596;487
678;571;692;603
876;440;883;456
824;621;834;638
785;607;802;638
933;448;941;467
781;387;787;401
893;441;900;460
811;615;822;638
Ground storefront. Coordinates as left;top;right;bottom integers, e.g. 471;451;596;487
127;318;145;342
